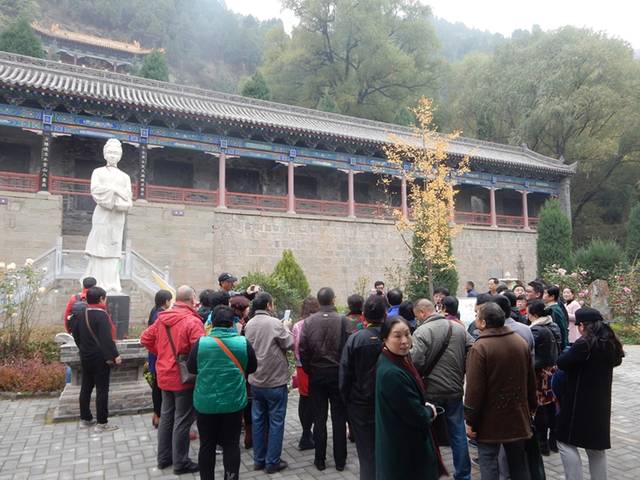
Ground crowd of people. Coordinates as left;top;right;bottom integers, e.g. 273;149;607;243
64;273;625;480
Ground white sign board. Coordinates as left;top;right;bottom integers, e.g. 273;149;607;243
458;297;477;328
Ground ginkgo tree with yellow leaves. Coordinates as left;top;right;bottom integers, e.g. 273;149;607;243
384;97;469;299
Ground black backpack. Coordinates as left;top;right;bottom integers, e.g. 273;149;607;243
68;294;88;334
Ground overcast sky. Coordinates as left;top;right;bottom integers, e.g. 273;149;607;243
227;0;640;49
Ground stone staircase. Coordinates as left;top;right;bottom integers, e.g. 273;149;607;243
33;236;172;330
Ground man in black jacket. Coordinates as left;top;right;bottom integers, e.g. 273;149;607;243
299;287;351;472
72;286;121;432
339;295;385;480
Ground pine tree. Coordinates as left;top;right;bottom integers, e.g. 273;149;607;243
138;50;169;82
241;71;270;100
272;250;310;299
0;17;43;58
536;199;573;275
625;203;640;263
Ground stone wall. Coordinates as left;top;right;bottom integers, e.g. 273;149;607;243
0;191;61;264
125;201;538;301
453;226;538;293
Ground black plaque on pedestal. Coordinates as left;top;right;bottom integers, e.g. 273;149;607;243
107;294;130;339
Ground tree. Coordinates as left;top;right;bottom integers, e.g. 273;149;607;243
536;199;573;275
262;0;442;123
385;97;467;298
0;17;43;58
625;203;640;263
240;71;270;100
272;249;310;299
138;50;169;81
442;27;640;245
574;239;625;283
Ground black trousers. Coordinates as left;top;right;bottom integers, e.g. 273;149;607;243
151;376;162;417
79;358;111;424
347;404;375;480
196;410;243;480
309;370;347;466
298;394;314;438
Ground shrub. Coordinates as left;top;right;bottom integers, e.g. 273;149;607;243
236;271;302;319
608;264;640;324
407;236;458;300
542;264;591;306
0;356;65;392
574;239;625;283
536;199;573;275
272;250;310;299
611;322;640;345
625;203;640;263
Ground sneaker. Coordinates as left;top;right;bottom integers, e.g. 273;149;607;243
80;419;96;428
94;423;119;432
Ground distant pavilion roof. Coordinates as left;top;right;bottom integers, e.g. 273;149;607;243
31;22;158;55
0;52;574;176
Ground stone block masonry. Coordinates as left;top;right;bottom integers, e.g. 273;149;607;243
0;191;61;265
126;201;538;301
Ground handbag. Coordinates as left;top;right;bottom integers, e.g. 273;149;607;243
164;324;196;384
84;308;115;366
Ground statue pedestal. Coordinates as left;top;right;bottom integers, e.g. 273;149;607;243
107;293;130;340
53;339;151;421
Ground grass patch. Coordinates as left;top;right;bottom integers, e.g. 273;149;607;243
612;323;640;345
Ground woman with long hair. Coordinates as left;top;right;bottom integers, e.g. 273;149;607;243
528;300;562;455
375;316;445;480
554;307;624;480
291;296;321;450
562;287;582;343
147;289;173;428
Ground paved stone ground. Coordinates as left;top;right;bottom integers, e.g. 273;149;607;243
1;346;639;479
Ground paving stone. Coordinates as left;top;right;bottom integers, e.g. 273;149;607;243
1;346;639;479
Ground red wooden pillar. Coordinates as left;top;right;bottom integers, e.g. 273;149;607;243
348;169;356;218
218;151;226;208
287;162;295;214
401;175;408;220
522;190;530;230
489;187;497;228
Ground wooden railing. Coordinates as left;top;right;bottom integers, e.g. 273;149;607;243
0;171;39;193
454;211;492;226
0;171;539;228
147;184;216;205
295;198;349;217
227;191;288;212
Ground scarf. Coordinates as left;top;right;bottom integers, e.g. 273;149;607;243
381;346;427;398
529;315;553;328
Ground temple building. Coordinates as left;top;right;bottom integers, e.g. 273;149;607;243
31;22;158;74
0;52;575;322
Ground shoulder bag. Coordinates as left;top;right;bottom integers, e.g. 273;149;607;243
164;324;196;384
84;308;115;366
213;337;246;376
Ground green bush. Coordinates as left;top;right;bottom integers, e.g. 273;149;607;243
272;250;310;299
625;203;640;263
236;271;302;319
537;199;573;275
574;239;625;283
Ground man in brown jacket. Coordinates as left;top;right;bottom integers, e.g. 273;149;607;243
464;302;537;480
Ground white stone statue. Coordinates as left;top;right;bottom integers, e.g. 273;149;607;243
84;139;133;293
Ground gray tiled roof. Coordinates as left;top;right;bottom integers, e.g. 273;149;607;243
0;52;574;176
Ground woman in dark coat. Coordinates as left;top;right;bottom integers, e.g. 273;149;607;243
554;307;624;480
375;316;445;480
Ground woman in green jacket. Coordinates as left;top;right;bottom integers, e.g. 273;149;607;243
187;305;257;480
375;316;445;480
